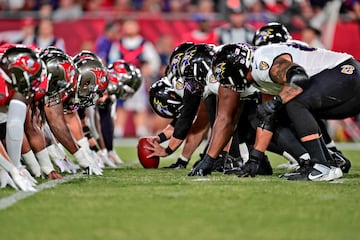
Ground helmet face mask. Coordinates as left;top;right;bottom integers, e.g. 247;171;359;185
252;22;292;46
212;43;253;92
149;77;183;119
74;55;108;108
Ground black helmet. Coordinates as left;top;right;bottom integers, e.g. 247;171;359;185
166;42;195;81
149;77;183;118
212;43;253;92
108;59;142;100
179;43;215;86
0;46;43;96
74;56;108;108
40;47;77;105
73;50;104;66
252;22;291;46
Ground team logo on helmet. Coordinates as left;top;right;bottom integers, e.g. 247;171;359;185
59;61;76;84
90;68;108;91
181;49;196;69
153;97;173;117
259;61;269;70
170;53;183;73
214;62;226;82
10;55;41;75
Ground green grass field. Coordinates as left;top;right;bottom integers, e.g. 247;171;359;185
0;143;359;240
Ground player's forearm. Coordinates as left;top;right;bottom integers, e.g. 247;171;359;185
207;116;235;158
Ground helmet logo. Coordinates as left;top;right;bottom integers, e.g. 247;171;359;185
10;55;41;75
214;62;226;81
181;50;196;70
170;53;183;73
153;97;172;117
113;62;127;74
59;61;75;84
90;68;108;91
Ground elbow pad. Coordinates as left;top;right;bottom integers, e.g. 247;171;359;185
286;65;309;89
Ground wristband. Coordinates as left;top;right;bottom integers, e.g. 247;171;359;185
250;149;264;161
157;132;167;143
165;146;174;155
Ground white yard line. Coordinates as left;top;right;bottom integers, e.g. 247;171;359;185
0;160;140;211
0;173;84;210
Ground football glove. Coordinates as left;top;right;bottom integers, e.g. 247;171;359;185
188;154;214;176
257;96;283;131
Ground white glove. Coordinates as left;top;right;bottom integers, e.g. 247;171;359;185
10;168;37;192
0;169;18;190
73;147;91;168
19;166;37;186
63;156;80;174
54;158;72;173
74;148;102;176
87;151;103;175
108;150;124;165
98;149;116;168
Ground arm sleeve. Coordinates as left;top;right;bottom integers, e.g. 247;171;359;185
172;88;201;140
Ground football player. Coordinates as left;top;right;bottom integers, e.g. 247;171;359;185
212;41;360;181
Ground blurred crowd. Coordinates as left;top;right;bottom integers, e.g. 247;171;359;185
0;0;359;139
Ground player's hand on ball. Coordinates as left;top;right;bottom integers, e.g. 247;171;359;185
144;139;168;157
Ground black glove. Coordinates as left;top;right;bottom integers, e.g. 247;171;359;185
257;95;283;131
212;151;228;172
237;149;264;178
188;154;214;176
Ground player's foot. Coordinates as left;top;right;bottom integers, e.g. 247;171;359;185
328;149;351;173
163;158;188;169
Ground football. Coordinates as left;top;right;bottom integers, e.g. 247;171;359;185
137;137;160;168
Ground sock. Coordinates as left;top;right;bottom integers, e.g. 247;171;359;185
22;150;41;177
6;99;26;167
36;148;55;175
178;154;189;162
302;138;329;166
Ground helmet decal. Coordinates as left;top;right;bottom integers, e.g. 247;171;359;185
10;55;41;75
180;49;196;71
214;62;226;82
153;97;173;117
90;68;108;91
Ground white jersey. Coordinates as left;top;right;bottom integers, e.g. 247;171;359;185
251;42;353;95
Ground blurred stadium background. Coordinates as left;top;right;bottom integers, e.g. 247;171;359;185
0;0;359;141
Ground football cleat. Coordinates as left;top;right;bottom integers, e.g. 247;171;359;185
164;158;188;169
328;149;351;173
